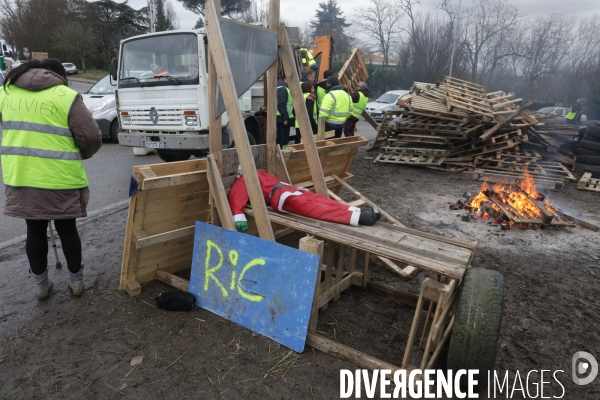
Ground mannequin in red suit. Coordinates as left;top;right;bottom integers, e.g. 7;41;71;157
228;170;380;231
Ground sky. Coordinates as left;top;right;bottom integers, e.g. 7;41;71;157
121;0;600;33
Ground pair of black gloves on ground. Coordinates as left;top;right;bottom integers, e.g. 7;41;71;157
155;291;195;311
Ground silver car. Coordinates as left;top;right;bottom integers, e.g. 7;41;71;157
81;74;119;142
365;90;410;122
62;62;78;75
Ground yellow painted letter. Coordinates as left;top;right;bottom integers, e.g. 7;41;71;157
204;240;228;297
237;258;265;302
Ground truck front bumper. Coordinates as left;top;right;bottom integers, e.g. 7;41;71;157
118;132;211;150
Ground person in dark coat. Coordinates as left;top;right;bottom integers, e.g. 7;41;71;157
276;77;294;146
0;59;102;299
294;81;318;143
344;82;370;137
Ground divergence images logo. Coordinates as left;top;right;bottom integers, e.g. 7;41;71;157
572;351;598;386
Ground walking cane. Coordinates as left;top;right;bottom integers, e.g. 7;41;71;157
48;221;62;269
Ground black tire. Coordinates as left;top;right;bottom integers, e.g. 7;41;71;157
576;154;600;166
586;122;600;140
447;268;504;391
582;132;600;143
230;132;257;148
157;149;191;162
109;119;120;143
576;148;600;157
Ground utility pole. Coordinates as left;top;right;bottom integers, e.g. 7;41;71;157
149;0;156;33
448;0;462;77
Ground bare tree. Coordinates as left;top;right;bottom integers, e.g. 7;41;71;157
237;0;268;24
352;0;403;65
462;0;521;82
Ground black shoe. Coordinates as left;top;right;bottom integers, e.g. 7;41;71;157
358;208;378;226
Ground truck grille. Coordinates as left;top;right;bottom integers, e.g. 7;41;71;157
128;108;183;125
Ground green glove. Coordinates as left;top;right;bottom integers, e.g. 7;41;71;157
235;221;249;231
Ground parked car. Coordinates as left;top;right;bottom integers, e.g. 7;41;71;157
62;62;78;75
537;106;587;124
81;74;118;142
365;90;410;122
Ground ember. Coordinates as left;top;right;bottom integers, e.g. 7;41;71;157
452;170;575;229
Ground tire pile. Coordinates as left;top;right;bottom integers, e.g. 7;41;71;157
576;121;600;168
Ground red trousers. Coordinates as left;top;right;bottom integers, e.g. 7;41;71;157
281;191;360;226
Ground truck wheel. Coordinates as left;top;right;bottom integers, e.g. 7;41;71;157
447;268;504;392
109;119;120;143
230;132;257;148
245;116;264;144
157;150;191;162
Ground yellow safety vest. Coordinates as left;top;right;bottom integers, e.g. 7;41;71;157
316;86;326;110
351;92;368;119
0;85;88;189
300;48;317;68
319;89;352;124
276;85;294;119
295;93;318;128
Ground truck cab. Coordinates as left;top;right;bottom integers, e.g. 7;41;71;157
115;30;263;162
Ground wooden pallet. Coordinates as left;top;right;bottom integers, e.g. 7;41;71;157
338;48;369;94
578;172;600;192
472;169;564;191
375;148;447;165
473;159;577;181
444;76;494;120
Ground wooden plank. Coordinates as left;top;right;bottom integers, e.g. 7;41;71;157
156;270;190;292
205;0;274;240
300;236;324;334
265;0;279;175
119;194;138;291
207;154;236;230
479;101;532;141
142;171;207;191
126;280;142;297
279;23;328;197
317;272;356;308
208;0;222;172
306;333;410;373
134;226;195;249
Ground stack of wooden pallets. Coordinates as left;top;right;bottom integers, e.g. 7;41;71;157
373;76;578;190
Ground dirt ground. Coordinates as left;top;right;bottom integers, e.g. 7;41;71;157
1;144;600;399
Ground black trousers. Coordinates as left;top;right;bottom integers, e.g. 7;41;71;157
276;122;291;147
25;219;82;275
326;122;344;138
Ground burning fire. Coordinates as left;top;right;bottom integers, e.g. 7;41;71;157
455;170;564;228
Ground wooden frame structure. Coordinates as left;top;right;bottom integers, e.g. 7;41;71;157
119;0;477;374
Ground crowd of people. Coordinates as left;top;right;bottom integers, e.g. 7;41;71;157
275;66;369;147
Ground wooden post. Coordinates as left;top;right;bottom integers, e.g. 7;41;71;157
299;236;324;333
207;154;236;231
265;0;280;175
205;0;275;241
278;23;328;197
208;0;223;226
317;117;326;141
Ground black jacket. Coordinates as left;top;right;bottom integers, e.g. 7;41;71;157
277;79;292;124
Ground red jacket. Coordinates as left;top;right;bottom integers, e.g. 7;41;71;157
228;171;304;223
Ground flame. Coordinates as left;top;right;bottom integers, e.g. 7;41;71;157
465;168;558;225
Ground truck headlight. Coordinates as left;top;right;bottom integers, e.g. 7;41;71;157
122;116;131;124
185;116;198;126
89;100;107;112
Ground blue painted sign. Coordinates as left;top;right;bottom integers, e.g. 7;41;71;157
189;221;321;352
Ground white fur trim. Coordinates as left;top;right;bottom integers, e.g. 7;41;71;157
349;206;360;226
233;214;247;222
277;190;303;211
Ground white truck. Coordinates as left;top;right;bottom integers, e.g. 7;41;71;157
111;29;266;162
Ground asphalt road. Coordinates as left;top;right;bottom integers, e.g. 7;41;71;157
0;109;377;244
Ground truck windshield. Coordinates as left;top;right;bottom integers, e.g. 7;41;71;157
119;33;199;89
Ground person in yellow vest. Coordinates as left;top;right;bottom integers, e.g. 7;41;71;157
0;59;102;299
294;82;318;143
315;70;334;111
276;76;294;146
344;81;369;137
300;47;318;72
566;98;586;125
319;76;352;138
